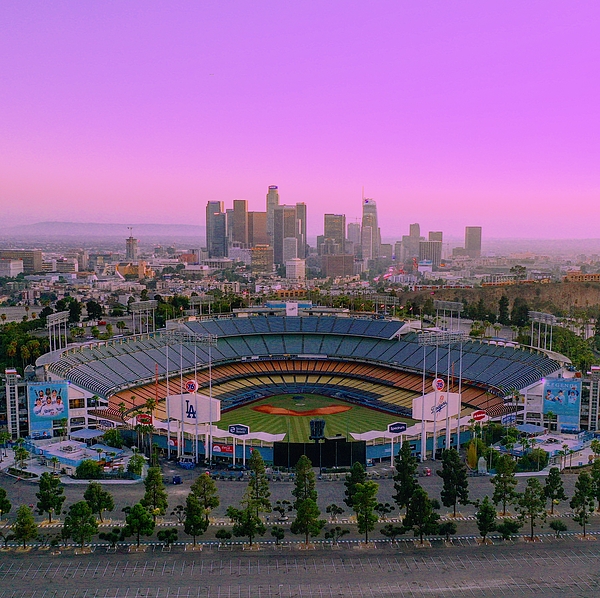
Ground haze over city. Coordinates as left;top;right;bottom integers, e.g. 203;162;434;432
1;2;599;238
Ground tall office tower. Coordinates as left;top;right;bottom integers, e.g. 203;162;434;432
232;199;249;245
394;241;403;263
361;225;373;260
251;245;274;273
428;231;443;243
361;198;380;259
283;237;298;263
206;201;227;257
266;185;280;245
295;202;307;258
419;241;443;266
226;208;234;243
248;211;268;246
465;226;482;258
324;214;346;253
273;205;298;265
409;223;420;238
347;222;361;246
125;228;139;261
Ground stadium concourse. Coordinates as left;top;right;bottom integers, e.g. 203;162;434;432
43;315;563;439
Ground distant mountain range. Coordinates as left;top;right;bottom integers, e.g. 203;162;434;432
0;221;205;239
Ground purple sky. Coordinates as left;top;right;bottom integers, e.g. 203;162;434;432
1;1;599;239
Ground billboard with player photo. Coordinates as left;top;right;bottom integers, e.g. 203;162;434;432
28;382;69;437
543;378;581;432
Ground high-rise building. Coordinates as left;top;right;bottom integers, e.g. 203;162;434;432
251;245;274;273
347;222;361;246
283;237;298;263
324;214;346;254
126;229;138;261
428;231;443;243
321;254;354;278
295;202;307;258
232;199;248;245
465;226;482;258
248;212;268;246
419;241;442;267
0;250;43;273
273;205;299;265
206;201;227;258
361;198;380;260
285;258;306;281
266;185;280;246
409;223;420;238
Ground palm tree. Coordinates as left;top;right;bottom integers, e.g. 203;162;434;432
50;456;60;472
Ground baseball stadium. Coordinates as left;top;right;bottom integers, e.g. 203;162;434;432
39;313;565;463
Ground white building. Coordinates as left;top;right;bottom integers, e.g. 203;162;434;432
286;258;306;281
0;258;24;278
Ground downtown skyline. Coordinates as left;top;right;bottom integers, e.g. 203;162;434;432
1;2;599;238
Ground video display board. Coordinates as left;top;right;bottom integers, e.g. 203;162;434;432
543;378;581;432
28;382;69;438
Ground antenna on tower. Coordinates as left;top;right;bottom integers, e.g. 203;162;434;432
127;226;133;237
361;186;365;201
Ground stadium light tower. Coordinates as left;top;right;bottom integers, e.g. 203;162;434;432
418;330;469;461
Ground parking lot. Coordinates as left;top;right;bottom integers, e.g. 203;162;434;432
1;541;599;597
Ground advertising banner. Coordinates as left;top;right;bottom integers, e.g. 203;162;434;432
212;443;233;454
543;379;581;431
412;392;461;422
166;394;221;425
28;382;69;438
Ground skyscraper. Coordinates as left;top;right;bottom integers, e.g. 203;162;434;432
428;231;443;243
324;214;346;254
419;241;442;266
232;199;248;245
273;205;298;265
347;222;361;246
206;201;227;258
266;185;280;246
295;202;307;259
125;228;138;261
465;226;482;258
361;198;380;260
248;211;268;246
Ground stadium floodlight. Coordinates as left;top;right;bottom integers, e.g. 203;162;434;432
417;330;469;346
528;311;556;351
162;329;218;465
47;310;70;353
528;311;556;325
433;300;464;313
130;300;158;335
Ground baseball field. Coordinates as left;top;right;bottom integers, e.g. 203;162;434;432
218;393;415;442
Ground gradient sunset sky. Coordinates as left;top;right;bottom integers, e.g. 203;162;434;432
1;2;599;238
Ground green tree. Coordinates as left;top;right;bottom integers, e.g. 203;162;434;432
325;526;350;545
380;524;404;544
543;467;567;514
36;472;66;523
86;300;104;320
190;472;220;524
496;519;521;540
83;481;114;522
475;496;497;542
75;459;102;479
438;521;457;542
157;528;178;549
245;450;271;518
375;501;395;520
344;461;367;510
127;451;145;476
491;454;517;515
589;459;600;511
0;487;11;520
515;478;546;541
570;471;595;537
215;529;232;545
123;503;155;547
63;501;98;548
437;448;469;517
498;295;510;326
271;526;285;545
13;505;38;548
99;528;121;549
325;503;345;521
353;480;379;543
183;493;208;546
404;486;440;544
226;505;266;547
549;520;568;538
511;297;530;327
392;441;418;515
102;428;124;449
13;443;29;469
289;454;324;544
141;467;168;521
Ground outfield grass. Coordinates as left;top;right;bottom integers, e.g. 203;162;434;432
218;394;415;443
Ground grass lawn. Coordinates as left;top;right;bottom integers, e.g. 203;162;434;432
218;394;415;443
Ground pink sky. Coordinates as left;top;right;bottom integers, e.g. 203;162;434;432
1;1;599;238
